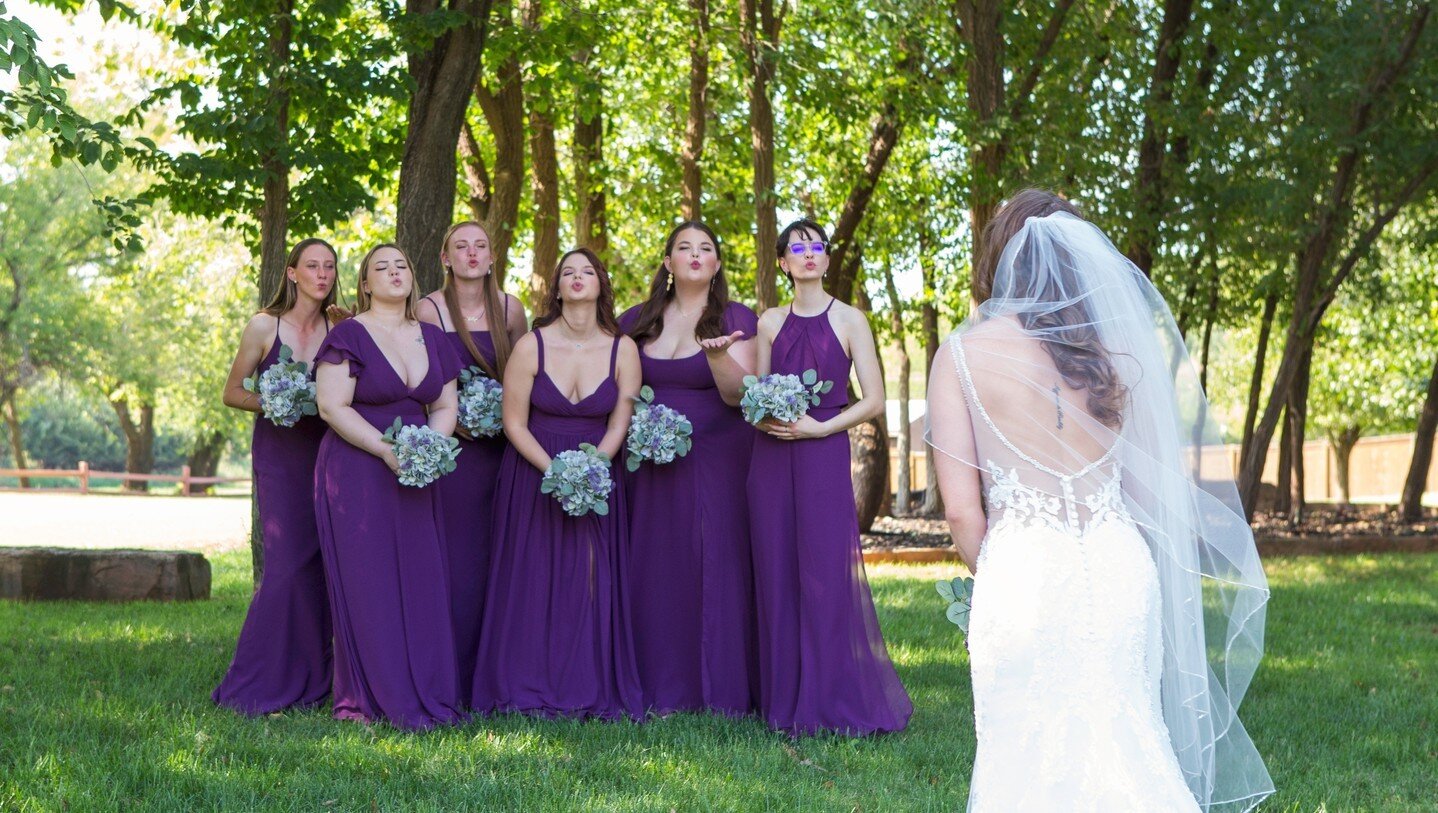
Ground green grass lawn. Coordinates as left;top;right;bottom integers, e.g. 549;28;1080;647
1;553;1434;811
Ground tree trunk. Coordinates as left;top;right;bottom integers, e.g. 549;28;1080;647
957;0;1006;266
680;0;709;220
1330;424;1361;508
1125;0;1195;276
919;226;944;517
1239;290;1279;467
458;121;492;223
1197;273;1219;392
851;414;891;532
186;430;227;496
524;0;559;305
846;279;890;531
1400;353;1438;521
473;18;525;286
572;52;609;258
1274;403;1291;516
740;0;780;311
396;0;494;295
1236;7;1433;516
1;389;28;488
825;105;904;305
883;261;910;515
529;102;560;304
1288;351;1312;525
256;0;292;309
110;396;155;493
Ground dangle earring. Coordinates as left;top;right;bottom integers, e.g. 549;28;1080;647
667;270;675;293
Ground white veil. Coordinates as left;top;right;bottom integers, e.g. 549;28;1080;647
927;212;1273;811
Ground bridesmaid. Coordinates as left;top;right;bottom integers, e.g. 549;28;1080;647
618;221;760;716
418;221;527;705
473;247;644;721
213;239;337;715
312;243;465;730
747;219;912;736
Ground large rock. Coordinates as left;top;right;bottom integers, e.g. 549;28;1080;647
0;547;211;602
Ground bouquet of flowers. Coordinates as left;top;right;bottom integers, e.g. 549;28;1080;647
457;366;504;438
739;368;833;426
244;345;317;428
624;385;693;472
936;575;975;635
541;443;614;516
381;417;462;487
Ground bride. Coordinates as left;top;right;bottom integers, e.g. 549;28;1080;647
927;189;1274;811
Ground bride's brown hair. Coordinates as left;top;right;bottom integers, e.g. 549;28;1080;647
974;189;1128;429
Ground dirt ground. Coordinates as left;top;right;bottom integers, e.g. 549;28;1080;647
3;491;1434;556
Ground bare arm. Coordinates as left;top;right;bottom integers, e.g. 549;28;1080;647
222;314;274;413
315;360;399;473
500;334;551;472
927;344;985;572
752;308;782;378
598;337;641;460
700;332;757;406
803;307;885;437
426;380;459;436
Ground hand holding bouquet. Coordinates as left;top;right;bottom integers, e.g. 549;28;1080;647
739;368;833;426
245;345;318;428
624;385;693;472
381;417;462;487
541;443;614;516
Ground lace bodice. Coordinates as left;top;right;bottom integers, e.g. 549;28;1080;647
983;461;1131;538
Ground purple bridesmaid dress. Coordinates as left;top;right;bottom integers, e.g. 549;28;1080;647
746;299;913;736
472;332;643;721
312;318;466;730
213;321;332;715
425;297;511;707
619;302;759;716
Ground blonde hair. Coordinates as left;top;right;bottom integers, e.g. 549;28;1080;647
261;238;338;317
355;243;421;322
439;221;511;378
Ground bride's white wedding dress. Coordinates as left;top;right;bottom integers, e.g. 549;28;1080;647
953;339;1199;812
929;211;1271;813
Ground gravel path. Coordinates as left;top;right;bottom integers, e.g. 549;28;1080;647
0;492;251;554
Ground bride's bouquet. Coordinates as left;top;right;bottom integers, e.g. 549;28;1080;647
625;385;693;472
936;575;974;634
739;368;833;426
457;366;504;438
381;417;462;487
541;443;614;516
244;345;317;428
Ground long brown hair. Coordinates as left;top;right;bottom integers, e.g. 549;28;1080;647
354;243;422;322
627;220;730;344
532;247;622;338
261;238;339;317
974;188;1129;429
438;221;510;379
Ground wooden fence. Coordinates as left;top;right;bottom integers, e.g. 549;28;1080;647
889;432;1438;503
0;462;249;495
6;431;1438;502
